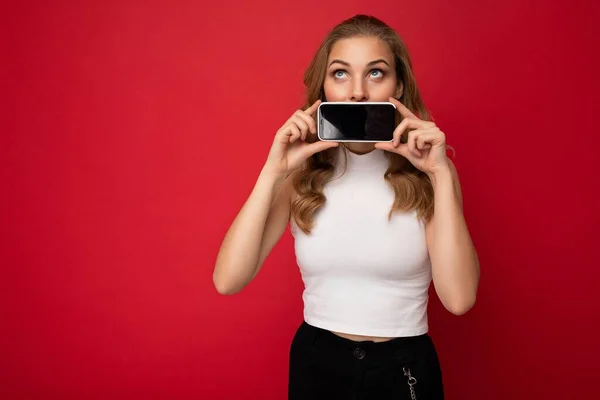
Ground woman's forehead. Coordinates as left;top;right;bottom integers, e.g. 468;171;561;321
328;37;394;66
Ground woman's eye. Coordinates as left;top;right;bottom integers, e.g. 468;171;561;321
334;70;347;78
370;69;383;78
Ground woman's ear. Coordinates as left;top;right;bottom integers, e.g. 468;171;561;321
395;82;404;100
320;88;327;102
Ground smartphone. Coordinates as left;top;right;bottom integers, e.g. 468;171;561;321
317;102;397;142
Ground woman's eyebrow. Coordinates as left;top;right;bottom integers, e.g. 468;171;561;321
328;58;390;67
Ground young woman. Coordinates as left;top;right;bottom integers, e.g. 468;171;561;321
213;14;480;400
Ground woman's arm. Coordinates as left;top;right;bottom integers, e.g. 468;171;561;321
213;100;338;295
374;98;480;314
426;160;480;315
213;168;294;295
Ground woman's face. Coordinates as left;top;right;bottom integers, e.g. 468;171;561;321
323;36;402;103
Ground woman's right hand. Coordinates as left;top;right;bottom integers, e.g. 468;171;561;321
264;100;339;176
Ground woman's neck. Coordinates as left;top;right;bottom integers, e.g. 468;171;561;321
343;142;376;155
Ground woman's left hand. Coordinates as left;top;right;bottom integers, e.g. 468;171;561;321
375;97;450;176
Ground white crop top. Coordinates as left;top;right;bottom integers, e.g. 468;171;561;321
290;146;432;338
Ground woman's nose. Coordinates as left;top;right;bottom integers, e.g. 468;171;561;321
350;80;368;102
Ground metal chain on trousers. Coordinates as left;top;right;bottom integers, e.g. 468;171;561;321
403;367;418;400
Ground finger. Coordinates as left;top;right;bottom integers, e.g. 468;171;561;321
303;99;322;117
416;131;437;150
275;124;292;144
409;129;443;157
295;110;317;134
304;140;339;157
392;118;434;147
374;142;410;158
414;128;445;148
288;124;301;144
374;142;395;152
291;116;310;140
407;130;421;157
388;97;418;120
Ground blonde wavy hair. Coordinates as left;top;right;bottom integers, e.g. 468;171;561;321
291;14;435;235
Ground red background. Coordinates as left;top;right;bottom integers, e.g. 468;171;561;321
3;0;600;399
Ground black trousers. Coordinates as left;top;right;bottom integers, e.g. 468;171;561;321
288;321;444;400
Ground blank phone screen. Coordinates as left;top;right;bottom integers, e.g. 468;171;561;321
318;103;396;141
